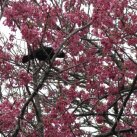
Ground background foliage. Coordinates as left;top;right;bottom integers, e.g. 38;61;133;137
0;0;137;136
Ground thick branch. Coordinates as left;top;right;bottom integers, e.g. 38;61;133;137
95;128;134;137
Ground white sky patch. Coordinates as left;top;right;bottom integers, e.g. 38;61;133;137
0;17;27;55
0;18;11;37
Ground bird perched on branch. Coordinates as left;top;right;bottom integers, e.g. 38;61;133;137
22;47;65;63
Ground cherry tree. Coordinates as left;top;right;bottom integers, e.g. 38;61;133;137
0;0;137;136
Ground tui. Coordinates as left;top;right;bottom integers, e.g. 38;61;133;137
22;47;65;63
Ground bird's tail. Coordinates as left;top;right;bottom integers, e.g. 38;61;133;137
57;52;65;58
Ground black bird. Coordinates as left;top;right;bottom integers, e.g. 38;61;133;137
22;47;65;63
